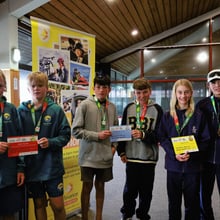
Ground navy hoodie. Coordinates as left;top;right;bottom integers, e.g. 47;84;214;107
196;96;220;164
158;108;210;173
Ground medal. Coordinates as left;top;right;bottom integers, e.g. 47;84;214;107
35;126;40;133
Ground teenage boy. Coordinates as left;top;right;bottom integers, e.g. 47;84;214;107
197;69;220;220
0;70;25;220
117;78;163;220
18;71;71;220
72;74;118;220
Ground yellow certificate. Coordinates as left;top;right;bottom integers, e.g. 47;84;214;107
171;135;198;155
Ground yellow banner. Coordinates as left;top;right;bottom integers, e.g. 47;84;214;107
31;16;95;95
28;142;82;219
29;16;96;218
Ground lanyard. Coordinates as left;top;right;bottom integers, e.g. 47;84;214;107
136;101;147;130
211;95;218;115
210;95;220;134
31;100;48;133
173;111;192;136
94;96;108;130
0;101;4;138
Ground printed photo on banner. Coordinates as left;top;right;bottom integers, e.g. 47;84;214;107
70;63;91;90
38;47;70;83
48;82;71;105
61;90;89;124
60;35;89;65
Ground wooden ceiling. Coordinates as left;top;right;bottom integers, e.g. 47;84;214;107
19;0;220;79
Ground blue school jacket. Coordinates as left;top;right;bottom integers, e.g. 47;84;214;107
0;97;24;188
196;96;220;164
17;98;71;182
158;108;210;173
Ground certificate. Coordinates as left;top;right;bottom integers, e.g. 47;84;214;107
171;135;199;155
7;135;38;157
110;125;132;142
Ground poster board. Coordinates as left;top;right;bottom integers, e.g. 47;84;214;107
29;16;95;218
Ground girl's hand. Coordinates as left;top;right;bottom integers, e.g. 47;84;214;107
176;152;190;162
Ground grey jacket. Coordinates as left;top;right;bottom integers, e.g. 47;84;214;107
117;100;163;163
72;96;118;168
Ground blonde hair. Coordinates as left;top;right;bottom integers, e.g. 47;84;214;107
170;79;194;118
27;71;48;87
0;69;7;91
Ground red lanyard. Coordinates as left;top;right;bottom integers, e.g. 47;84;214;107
136;101;147;129
0;102;4;113
173;111;192;136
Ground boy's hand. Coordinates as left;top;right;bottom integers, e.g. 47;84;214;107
120;154;128;163
131;129;142;139
0;142;8;154
98;130;112;140
38;137;49;148
17;172;25;187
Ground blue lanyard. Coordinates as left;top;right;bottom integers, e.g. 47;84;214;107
0;102;4;138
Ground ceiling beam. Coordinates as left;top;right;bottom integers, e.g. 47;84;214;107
9;0;49;18
100;7;220;64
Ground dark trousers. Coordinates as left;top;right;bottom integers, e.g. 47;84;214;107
120;162;155;220
200;162;220;220
167;171;200;220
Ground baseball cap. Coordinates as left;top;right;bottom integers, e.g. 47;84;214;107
207;69;220;82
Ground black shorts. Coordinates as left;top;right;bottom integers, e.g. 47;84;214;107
27;176;64;198
80;166;113;182
0;185;24;215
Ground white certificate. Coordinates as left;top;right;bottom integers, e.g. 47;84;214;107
110;125;132;142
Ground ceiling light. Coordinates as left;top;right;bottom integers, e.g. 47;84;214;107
12;48;21;63
196;51;208;63
144;49;150;55
131;29;138;36
151;58;156;63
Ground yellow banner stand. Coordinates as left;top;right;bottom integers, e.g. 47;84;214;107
29;16;95;219
28;138;82;219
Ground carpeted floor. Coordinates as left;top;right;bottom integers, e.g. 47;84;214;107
68;147;220;220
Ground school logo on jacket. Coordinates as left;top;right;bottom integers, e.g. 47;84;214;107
3;113;11;121
44;115;52;123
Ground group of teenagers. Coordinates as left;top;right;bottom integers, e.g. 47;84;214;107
72;70;220;220
1;68;220;220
